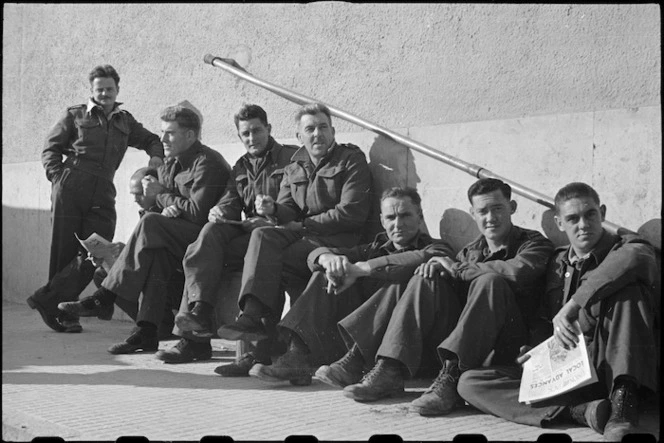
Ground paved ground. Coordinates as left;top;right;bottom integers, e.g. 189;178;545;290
2;301;660;442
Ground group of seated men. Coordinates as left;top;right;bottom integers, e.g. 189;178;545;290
39;97;657;441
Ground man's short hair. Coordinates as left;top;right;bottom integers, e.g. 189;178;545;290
554;182;601;214
467;178;512;203
294;103;332;124
160;105;201;137
234;104;269;129
88;65;120;86
381;187;422;210
131;167;158;183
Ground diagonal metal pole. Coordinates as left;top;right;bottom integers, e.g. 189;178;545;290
203;53;634;236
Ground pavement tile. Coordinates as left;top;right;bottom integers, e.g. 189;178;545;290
3;301;660;441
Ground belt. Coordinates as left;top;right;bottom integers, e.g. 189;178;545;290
64;157;115;182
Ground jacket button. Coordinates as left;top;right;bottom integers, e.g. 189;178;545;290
564;272;571;278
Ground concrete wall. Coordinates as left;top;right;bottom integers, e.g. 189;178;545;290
2;3;661;304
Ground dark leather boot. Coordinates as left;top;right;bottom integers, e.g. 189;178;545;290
410;359;464;416
175;301;213;337
604;377;640;441
568;399;611;434
57;287;116;320
315;344;365;388
343;357;405;402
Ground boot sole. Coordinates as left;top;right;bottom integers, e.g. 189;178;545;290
175;314;212;336
249;364;311;385
343;388;405;402
314;366;358;389
57;302;113;321
27;296;66;332
587;398;611;434
108;344;159;355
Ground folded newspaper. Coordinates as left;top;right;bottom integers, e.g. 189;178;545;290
75;233;118;273
518;330;598;404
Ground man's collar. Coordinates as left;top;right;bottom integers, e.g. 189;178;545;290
374;230;431;253
292;141;338;163
167;140;202;169
86;99;122;117
563;229;613;267
244;137;277;161
473;224;519;257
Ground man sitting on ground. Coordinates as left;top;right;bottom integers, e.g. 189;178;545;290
457;182;658;441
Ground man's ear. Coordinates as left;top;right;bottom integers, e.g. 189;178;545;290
469;206;475;217
554;214;565;232
266;123;272;135
296;131;303;145
510;200;517;214
600;204;606;221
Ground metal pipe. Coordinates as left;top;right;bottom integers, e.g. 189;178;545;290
203;54;635;236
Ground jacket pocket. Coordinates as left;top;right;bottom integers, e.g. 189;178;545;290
315;166;346;202
74;118;102;149
174;171;194;197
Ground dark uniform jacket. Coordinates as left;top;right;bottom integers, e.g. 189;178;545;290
450;225;555;323
273;142;372;246
42;100;163;183
214;137;298;220
155;141;230;226
308;231;455;282
545;231;657;316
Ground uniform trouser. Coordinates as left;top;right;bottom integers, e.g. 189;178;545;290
35;169;116;308
238;226;326;315
438;273;529;370
337;275;464;377
277;271;370;366
456;283;657;427
102;213;201;327
181;222;249;306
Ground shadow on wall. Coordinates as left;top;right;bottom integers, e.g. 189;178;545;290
2;205;52;303
365;134;422;241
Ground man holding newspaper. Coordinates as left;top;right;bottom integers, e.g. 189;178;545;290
457;182;658;442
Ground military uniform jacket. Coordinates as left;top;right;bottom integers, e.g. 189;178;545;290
544;231;657;317
273;142;372;246
42;100;163;183
308;231;455;282
450;225;555;320
155;141;230;227
214;137;298;220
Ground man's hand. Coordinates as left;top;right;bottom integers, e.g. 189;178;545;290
255;194;276;216
552;299;582;349
142;175;167;198
516;345;533;365
327;261;371;295
280;221;303;232
414;256;454;279
148;156;164;169
161;204;182;218
208;206;231;224
241;216;276;232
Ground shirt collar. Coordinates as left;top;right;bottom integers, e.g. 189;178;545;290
291;141;338;164
563;229;614;267
472;224;520;259
86;98;123;117
374;230;432;254
166;140;203;170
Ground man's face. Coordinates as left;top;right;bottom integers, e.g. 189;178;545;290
470;189;515;244
130;180;152;210
237;118;272;157
90;77;118;110
161;121;194;158
555;196;606;256
380;196;422;249
296;112;335;162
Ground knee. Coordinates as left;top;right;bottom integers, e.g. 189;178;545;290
137;212;162;231
469;273;510;295
457;369;486;401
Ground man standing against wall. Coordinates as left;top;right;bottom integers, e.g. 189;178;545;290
155;104;299;366
457;182;658;441
28;64;164;334
58;106;230;354
217;103;373;367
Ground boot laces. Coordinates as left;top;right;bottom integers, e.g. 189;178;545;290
428;361;460;395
